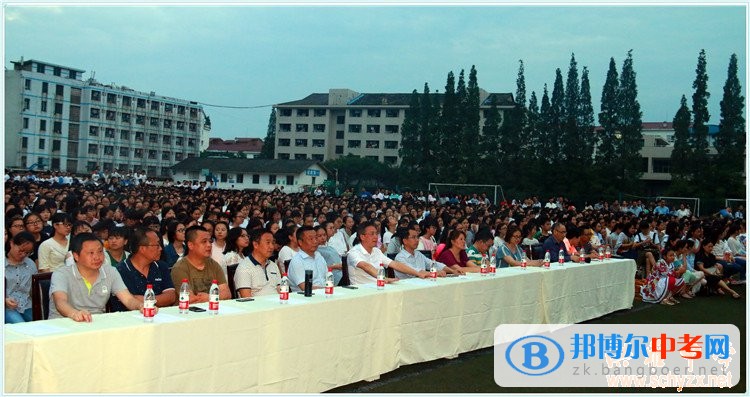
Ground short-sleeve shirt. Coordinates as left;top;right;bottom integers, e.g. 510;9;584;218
394;249;446;279
49;264;129;319
234;255;282;297
170;256;227;294
346;244;393;285
112;258;174;311
287;250;328;292
37;238;69;272
498;243;524;268
5;257;37;312
436;248;469;267
466;245;485;265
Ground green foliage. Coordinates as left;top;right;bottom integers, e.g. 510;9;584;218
322;155;396;189
670;95;692;186
596;58;619;169
616;50;644;192
259;108;276;159
715;53;746;198
690;49;711;171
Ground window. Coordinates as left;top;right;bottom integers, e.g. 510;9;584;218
52;140;61;152
24;79;31;90
88;144;98;154
39;139;45;150
278;139;290;147
175;137;183;146
312;139;325;147
177;105;185;115
151;101;160;111
366;125;380;134
384;156;398;164
55;103;63;115
348;124;361;133
136;115;145;125
385;125;399;134
69;105;80;122
313;124;325;132
137;98;146;108
236;174;244;183
106;110;116;121
336;130;344;139
312;154;324;161
70;88;81;104
54;121;62;134
119;147;129;157
337;116;345;124
176;121;185;130
89;126;99;136
349;109;362;117
149;134;158;143
91;90;101;101
297;109;309;117
367;109;381;117
21;137;28;149
366;140;380;149
335;145;343;154
69;70;77;79
134;149;143;158
41;101;48;112
386;109;399;117
90;108;100;118
150;117;159;127
107;93;117;104
39;120;47;132
23;98;30;111
295;124;308;132
175;152;184;161
278;153;290;159
135;131;144;141
122;113;131;123
252;174;260;184
23;118;29;129
280;109;292;117
164;103;173;113
295;139;308;147
164;119;172;129
163;135;171;145
53;67;61;76
269;175;277;184
347;140;361;148
104;145;114;156
42;82;48;94
51;158;61;169
120;130;130;140
37;64;45;73
385;140;398;149
122;96;131;107
68;142;78;156
162;151;171;161
148;150;157;159
105;128;115;138
188;138;195;147
189;123;197;132
190;108;198;118
279;123;291;132
55;84;64;96
286;175;294;185
314;109;326;117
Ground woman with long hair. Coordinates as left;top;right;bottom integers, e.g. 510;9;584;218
435;229;475;273
222;227;251;282
5;232;37;323
695;238;740;299
161;221;186;268
211;221;229;265
22;212;49;264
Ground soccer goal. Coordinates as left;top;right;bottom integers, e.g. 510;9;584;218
428;183;505;205
726;199;746;210
658;196;700;217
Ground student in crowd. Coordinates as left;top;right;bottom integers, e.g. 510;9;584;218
161;221;186;268
5;232;37;323
222;227;251;282
106;226;130;267
37;212;73;272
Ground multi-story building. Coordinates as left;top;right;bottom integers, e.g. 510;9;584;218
204;137;263;159
5;58;210;177
273;88;514;164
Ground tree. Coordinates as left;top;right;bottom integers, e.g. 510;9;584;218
716;53;746;173
670;95;692;190
616;50;644;192
538;84;552;165
463;66;481;179
437;71;461;181
480;95;500;183
547;69;566;191
419;83;438;180
577;66;596;167
596;58;619;170
399;89;422;171
690;49;711;175
560;54;580;186
259;108;276;159
514;60;530;158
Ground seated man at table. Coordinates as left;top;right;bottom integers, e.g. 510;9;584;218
347;221;429;285
466;228;494;266
111;228;175;311
287;226;328;292
541;223;581;263
49;233;147;322
234;228;282;298
394;227;454;278
170;225;231;303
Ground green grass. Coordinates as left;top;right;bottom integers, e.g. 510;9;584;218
329;285;745;393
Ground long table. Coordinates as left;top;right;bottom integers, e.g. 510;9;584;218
4;258;635;393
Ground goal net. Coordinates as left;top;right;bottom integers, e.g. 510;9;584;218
657;196;700;217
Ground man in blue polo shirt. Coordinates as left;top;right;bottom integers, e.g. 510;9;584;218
112;228;175;311
542;223;581;263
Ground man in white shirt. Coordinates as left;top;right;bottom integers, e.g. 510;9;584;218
346;222;428;285
287;226;328;292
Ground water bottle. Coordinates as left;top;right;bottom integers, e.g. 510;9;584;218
489;255;497;275
325;267;334;298
605;245;612;259
279;273;289;304
724;247;732;262
521;252;527;270
558;248;565;265
543;250;551;269
208;279;219;315
429;261;437;281
377;264;386;290
578;247;586;263
598;246;604;261
143;284;156;322
480;254;489;276
178;278;190;314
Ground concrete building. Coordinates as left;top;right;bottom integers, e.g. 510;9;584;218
273;88;514;164
171;157;328;193
204;137;263;158
5;58;210;177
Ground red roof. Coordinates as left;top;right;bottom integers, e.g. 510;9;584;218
207;137;263;153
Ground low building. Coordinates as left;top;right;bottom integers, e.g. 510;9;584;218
171;157;328;192
204;137;263;158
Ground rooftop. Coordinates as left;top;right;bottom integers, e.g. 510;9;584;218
172;157;327;175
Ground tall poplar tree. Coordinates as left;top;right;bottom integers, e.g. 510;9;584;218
596;58;619;170
617;50;644;191
539;84;552;165
438;71;460;181
716;53;745;173
690;49;711;175
548;69;566;190
670;95;692;188
464;66;481;178
259;108;276;159
399;89;422;171
420;83;438;179
578;66;596;167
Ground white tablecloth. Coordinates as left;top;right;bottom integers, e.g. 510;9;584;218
4;258;635;393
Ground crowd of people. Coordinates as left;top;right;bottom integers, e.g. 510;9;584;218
4;172;747;323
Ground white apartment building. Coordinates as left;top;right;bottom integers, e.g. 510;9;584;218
273;88;515;164
5;59;210;177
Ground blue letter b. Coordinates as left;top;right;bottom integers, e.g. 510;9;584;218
522;342;549;370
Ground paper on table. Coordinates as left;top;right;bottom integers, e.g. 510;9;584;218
8;321;70;337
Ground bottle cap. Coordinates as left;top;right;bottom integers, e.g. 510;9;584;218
182;278;188;282
328;267;332;272
146;284;153;289
212;279;217;283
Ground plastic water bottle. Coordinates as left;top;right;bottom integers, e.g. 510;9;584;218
578;247;586;263
429;261;437;281
480;254;489;276
558;248;565;265
598;246;604;261
605;245;612;259
521;252;527;270
377;264;386;290
543;250;551;269
178;278;190;314
724;247;732;262
489;255;497;275
279;273;289;304
208;279;219;315
143;284;156;322
325;267;334;298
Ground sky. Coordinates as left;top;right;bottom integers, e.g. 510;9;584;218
3;1;748;140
